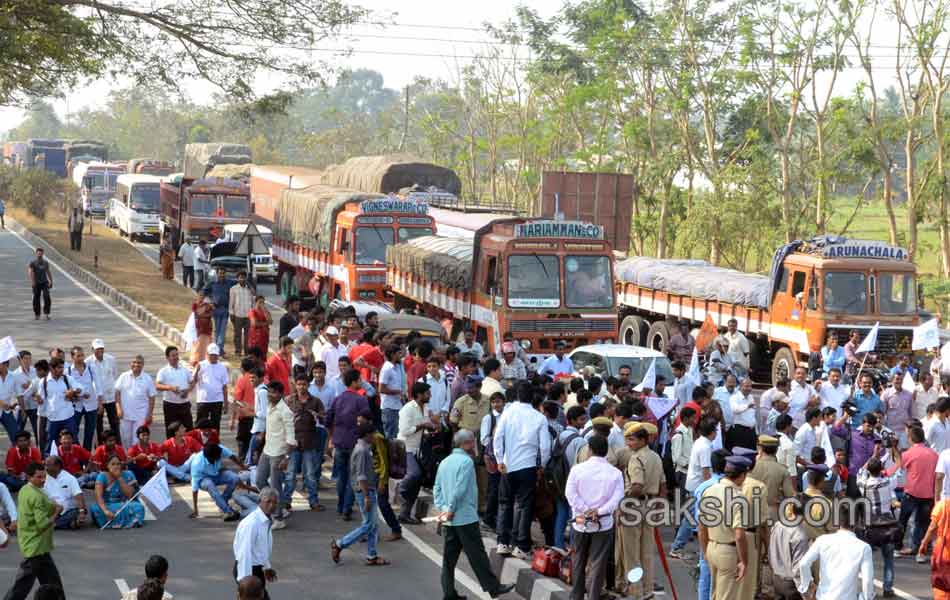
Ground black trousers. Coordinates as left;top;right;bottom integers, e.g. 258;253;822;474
232;562;269;600
3;553;63;600
899;493;933;551
442;522;503;600
163;401;194;433
69;231;82;251
484;471;501;530
96;402;121;446
772;577;802;599
197;402;223;431
571;530;613;600
182;265;194;289
497;467;536;552
31;284;51;317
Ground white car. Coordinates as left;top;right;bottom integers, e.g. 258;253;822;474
568;343;675;388
219;223;277;280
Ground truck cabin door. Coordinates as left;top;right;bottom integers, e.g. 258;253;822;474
480;253;501;306
337;227;350;260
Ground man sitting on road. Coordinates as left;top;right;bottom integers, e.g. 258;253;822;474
42;456;87;530
190;441;248;522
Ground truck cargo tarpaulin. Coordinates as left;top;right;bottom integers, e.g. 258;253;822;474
386;236;473;291
275;184;384;254
616;256;772;309
183;143;252;180
322;154;462;196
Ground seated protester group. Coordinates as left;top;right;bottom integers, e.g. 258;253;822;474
159;421;202;483
128;426;162;486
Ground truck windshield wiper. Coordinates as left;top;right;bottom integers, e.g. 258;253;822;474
371;227;388;264
532;254;550;281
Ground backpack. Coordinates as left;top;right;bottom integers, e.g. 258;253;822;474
42;374;70;400
387;438;407;480
545;426;580;499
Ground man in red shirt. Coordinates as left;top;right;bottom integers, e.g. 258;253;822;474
406;341;432;386
3;431;41;491
898;425;939;557
55;429;96;487
160;421;202;482
128;425;163;485
350;330;384;387
91;429;128;470
265;337;293;394
185;418;220;447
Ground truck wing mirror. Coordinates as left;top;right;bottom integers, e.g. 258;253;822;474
918;282;925;306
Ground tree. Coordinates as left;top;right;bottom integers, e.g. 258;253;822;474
0;0;367;106
7;100;63;140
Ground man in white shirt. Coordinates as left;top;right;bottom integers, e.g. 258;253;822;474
196;344;229;431
155;345;197;431
114;355;157;450
42;455;88;529
178;238;196;289
40;358;78;455
13;351;37;439
712;375;737;428
914;372;939;420
816;367;849;415
87;339;119;448
758;378;790;432
233;487;280;596
255;382;296;525
193;239;210;291
229;271;255;357
724;318;751;377
493;384;552;559
727;377;757;450
397;381;436;525
379;345;406;440
65;346;98;451
320;326;347;379
798;508;874;600
423;357;450;421
794;408;822;467
480;358;504;401
927;397;950;454
775;414;798;477
788;366;818;428
671;361;695;413
0;358;23;445
455;328;484;363
937;447;950;502
538;341;573;378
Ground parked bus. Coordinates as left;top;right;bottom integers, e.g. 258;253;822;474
108;174;163;241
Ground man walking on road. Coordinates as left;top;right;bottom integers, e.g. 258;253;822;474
196;345;229;431
178;237;196;289
233;487;280;600
434;429;515;600
4;462;65;600
230;271;254;357
27;248;52;321
193;239;210;291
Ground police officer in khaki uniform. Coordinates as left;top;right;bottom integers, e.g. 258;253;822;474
616;422;664;597
799;463;835;541
733;446;767;600
699;455;752;600
577;416;625;469
748;435;796;522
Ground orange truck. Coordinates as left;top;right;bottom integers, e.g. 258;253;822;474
273;185;436;305
387;217;618;358
615;237;922;383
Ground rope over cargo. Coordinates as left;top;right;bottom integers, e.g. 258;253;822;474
386;236;473;291
321;154;462;196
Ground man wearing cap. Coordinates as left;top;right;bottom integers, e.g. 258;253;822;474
499;343;526;384
800;464;835;541
748;435;795;523
196;344;229;431
698;454;752;600
539;341;573;378
320;326;347;380
733;446;768;600
86;339;119;446
114;355;157;451
616;421;664;598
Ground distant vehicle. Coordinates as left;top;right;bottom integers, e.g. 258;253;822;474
327;298;394;321
568;343;674;387
108;174;163;241
72;161;125;217
217;223;277;281
376;313;446;345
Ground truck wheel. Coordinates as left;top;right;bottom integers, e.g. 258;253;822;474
646;320;671;353
771;346;797;385
620;315;647;346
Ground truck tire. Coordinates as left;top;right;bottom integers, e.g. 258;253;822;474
646;320;671;353
620;315;647;346
771;346;797;385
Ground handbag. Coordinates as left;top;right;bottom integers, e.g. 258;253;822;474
862;512;902;547
559;547;575;585
531;547;562;577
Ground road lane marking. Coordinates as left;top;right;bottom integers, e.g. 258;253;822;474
9;228;167;353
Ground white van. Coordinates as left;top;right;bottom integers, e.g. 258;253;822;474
108;174;163;241
218;223;277;280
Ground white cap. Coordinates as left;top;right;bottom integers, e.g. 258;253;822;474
207;344;221;355
325;326;340;336
91;339;105;350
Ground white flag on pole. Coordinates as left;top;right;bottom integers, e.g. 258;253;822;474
49;441;58;457
139;466;172;511
687;347;702;386
912;318;940;351
0;336;18;365
634;358;656;392
182;313;198;351
856;322;880;354
901;371;916;393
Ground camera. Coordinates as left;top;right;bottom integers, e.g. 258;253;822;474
842;401;858;417
880;430;898;449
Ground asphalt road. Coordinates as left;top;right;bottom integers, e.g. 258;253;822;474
0;226;937;600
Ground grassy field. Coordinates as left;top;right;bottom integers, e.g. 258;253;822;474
10;206;195;330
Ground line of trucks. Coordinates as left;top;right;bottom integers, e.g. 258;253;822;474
6;139;926;382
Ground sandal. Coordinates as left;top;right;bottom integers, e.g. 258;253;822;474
331;540;342;564
365;556;390;566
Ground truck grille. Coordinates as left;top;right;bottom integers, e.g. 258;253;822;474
510;319;616;333
828;327;915;356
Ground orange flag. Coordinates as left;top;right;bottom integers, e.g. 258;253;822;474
694;314;718;351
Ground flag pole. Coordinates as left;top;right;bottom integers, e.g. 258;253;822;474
99;488;145;530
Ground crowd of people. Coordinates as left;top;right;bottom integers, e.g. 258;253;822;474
4;281;950;600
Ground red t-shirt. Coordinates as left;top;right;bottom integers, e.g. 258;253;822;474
91;444;127;469
185;428;220;448
161;436;202;466
233;373;256;417
5;447;41;476
406;358;427;387
349;344;383;386
58;445;91;475
129;442;163;471
265;353;290;395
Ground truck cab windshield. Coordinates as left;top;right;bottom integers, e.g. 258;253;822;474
223;195;249;218
508;254;560;308
355;227;394;265
565;255;613;308
822;271;867;314
190;194;216;216
879;273;917;314
130;184;160;213
398;227;433;242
